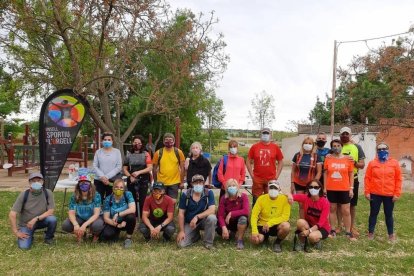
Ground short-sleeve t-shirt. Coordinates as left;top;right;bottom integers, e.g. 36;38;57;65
143;195;175;223
316;148;330;164
292;153;322;186
324;156;354;191
341;143;359;175
69;193;101;221
12;189;55;227
178;189;215;223
103;191;135;219
248;142;284;180
293;194;331;233
152;148;185;185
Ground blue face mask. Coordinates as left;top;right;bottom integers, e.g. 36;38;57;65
227;186;238;196
31;182;42;190
193;184;204;193
102;141;112;148
378;150;389;162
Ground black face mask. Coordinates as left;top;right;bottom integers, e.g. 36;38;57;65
316;140;326;148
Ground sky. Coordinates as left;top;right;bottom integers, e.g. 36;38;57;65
171;0;414;131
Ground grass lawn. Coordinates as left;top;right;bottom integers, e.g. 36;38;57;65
1;191;414;275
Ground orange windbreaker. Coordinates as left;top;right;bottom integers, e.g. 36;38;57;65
364;158;402;197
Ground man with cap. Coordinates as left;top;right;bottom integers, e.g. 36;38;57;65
152;133;186;202
339;126;365;238
246;127;284;206
250;180;291;253
9;172;56;249
176;174;217;249
139;182;176;242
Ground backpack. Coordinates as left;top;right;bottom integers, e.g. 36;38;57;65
158;147;180;171
21;188;49;213
185;188;210;211
212;155;228;188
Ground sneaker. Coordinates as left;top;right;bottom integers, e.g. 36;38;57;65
345;232;357;241
388;234;396;242
272;241;282;253
314;240;322;250
329;230;337;238
236;240;244;250
351;227;360;238
124;238;132;249
367;232;374;240
294;240;304;252
44;239;55;245
204;243;215;250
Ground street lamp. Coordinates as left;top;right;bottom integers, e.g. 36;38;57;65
330;28;413;138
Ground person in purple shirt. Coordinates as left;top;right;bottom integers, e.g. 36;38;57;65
217;178;250;250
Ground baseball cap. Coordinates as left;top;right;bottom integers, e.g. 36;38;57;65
268;180;280;190
191;174;205;183
377;143;389;150
29;172;44;180
152;182;165;190
261;127;271;134
339;127;352;135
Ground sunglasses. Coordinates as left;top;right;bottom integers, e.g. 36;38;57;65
308;186;320;190
377;148;388;151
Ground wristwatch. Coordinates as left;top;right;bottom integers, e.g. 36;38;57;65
160;223;165;228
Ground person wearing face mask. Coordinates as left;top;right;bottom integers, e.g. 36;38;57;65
177;174;217;250
323;139;355;241
315;132;330;164
338;127;365;238
217;179;250;249
291;136;322;219
250;181;291;253
364;143;402;242
123;135;153;217
9;172;56;249
93;132;123;203
217;140;246;198
139;182;176;241
246;128;284;206
101;179;136;248
62;169;104;243
185;142;212;189
152;133;185;202
288;180;331;251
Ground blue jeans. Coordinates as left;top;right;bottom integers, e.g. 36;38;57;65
18;215;57;249
368;194;394;235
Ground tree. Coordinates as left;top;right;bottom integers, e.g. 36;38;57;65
0;65;21;118
248;90;275;130
308;95;330;125
0;1;228;155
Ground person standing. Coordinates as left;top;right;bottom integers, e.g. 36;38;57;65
315;132;330;164
152;133;185;202
339;127;365;237
9;173;56;249
93;132;123;202
364;143;402;241
185;141;212;188
246;128;284;205
123;135;153;217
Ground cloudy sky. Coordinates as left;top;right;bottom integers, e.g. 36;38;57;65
172;0;414;131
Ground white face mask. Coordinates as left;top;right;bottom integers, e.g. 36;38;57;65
229;147;238;155
309;188;320;196
261;134;270;142
303;144;313;152
269;189;279;198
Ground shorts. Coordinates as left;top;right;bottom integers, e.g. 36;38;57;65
327;190;351;204
294;183;307;192
164;183;179;199
350;179;359;207
318;228;329;240
252;177;269;198
258;224;279;237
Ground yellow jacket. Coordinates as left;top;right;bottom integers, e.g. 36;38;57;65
251;194;291;234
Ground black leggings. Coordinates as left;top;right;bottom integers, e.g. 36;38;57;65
100;214;137;241
127;178;149;217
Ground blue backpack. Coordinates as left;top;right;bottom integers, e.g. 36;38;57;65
212;155;228;188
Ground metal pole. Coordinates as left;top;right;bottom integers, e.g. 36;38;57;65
330;40;338;139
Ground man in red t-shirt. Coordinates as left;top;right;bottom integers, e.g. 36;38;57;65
246;128;284;205
138;182;176;241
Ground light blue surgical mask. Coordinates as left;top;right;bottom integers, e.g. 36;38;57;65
102;141;113;148
193;184;204;193
261;134;270;142
227;186;238;196
31;182;42;190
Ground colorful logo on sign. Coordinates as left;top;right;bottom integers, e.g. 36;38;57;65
47;95;85;127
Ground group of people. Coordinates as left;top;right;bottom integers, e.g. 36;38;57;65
9;127;402;252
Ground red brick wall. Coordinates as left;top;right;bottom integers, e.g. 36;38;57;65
377;126;414;159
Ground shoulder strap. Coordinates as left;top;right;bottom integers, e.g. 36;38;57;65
222;155;228;174
174;147;180;163
185;188;192;208
203;188;210;211
109;194;114;207
21;189;30;213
